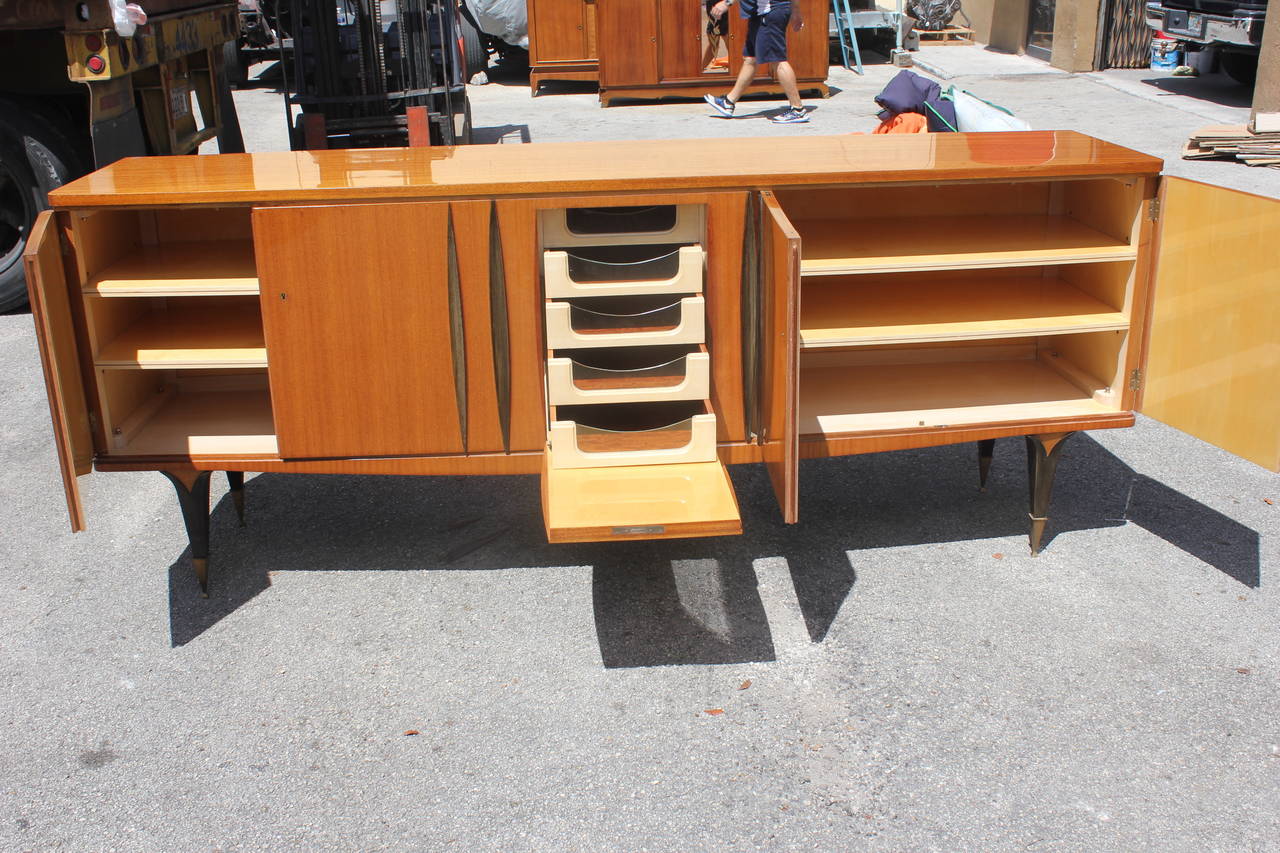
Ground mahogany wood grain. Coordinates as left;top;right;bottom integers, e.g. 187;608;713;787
451;200;506;453
494;200;549;452
597;0;659;88
760;192;799;524
49;133;1163;210
97;451;547;476
254;202;465;458
24;211;92;532
706;193;747;442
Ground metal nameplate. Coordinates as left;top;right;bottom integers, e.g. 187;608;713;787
612;525;665;536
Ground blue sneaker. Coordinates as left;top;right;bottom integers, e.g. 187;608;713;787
769;107;809;124
705;94;736;118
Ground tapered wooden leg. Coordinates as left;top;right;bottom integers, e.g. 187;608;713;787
226;471;246;527
161;470;212;597
977;439;996;491
1025;432;1073;556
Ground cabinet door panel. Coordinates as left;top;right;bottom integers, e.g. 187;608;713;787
760;191;800;523
598;0;658;86
529;0;587;63
1141;177;1280;471
254;203;465;459
25;211;92;532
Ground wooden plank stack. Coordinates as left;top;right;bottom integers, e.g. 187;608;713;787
1182;125;1280;168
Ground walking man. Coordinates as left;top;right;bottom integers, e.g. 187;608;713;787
704;0;808;124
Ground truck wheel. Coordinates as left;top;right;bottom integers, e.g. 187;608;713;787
0;102;83;313
460;14;488;79
1219;52;1258;87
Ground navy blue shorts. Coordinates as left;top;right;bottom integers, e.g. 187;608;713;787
744;2;791;64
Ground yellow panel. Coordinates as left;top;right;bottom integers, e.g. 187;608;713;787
1143;177;1280;471
542;459;741;543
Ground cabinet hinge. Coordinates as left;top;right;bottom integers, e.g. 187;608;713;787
1129;368;1143;391
1147;198;1160;221
88;411;99;431
57;231;74;257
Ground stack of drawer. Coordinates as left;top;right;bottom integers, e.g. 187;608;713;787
538;203;741;542
542;204;715;467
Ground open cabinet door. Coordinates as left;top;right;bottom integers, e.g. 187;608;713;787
24;211;93;531
1140;177;1280;472
759;191;800;522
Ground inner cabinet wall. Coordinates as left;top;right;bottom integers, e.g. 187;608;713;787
771;176;1152;458
67;205;272;458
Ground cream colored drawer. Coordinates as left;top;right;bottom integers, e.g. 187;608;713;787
546;348;710;406
544;296;704;350
540;204;704;248
543;245;704;299
547;402;717;469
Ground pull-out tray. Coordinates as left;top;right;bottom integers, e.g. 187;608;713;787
545;296;705;350
541;204;704;248
546;347;710;405
548;401;717;468
542;458;741;543
543;245;704;299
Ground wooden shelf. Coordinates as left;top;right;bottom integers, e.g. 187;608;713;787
799;357;1115;436
113;388;277;457
96;303;266;368
86;240;258;296
793;215;1136;276
800;276;1128;347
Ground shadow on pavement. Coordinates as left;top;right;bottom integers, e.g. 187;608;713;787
166;436;1261;652
1138;73;1253;110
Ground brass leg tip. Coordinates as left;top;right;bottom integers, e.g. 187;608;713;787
193;557;209;596
1028;515;1047;556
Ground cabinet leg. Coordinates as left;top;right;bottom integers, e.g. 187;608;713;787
226;471;246;527
977;439;996;491
161;470;213;597
1024;432;1073;556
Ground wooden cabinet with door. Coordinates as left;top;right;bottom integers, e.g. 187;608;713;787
25;132;1279;597
595;0;829;105
528;0;600;93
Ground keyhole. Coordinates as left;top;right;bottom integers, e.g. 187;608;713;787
280;292;287;301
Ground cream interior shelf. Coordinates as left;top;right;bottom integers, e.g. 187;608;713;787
799;358;1116;436
800;277;1129;348
114;388;277;457
96;303;267;368
794;216;1136;276
86;240;259;296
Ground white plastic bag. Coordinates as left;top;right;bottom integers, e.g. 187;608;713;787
949;88;1031;132
466;0;527;49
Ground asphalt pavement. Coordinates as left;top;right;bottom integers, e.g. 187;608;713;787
3;45;1278;851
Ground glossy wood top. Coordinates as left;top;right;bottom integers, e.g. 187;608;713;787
50;131;1163;209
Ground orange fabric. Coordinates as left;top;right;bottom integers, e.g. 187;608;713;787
872;112;929;134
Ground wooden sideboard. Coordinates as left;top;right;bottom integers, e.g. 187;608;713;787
526;0;829;105
527;0;599;94
26;132;1279;595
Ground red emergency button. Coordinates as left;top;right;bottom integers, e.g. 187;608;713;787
85;54;106;74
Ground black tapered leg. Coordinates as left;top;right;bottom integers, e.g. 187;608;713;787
226;471;246;527
161;470;213;596
977;439;996;490
1024;432;1074;556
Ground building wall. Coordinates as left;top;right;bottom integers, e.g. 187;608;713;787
1254;9;1279;125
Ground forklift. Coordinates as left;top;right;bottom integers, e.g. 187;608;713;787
281;0;472;149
